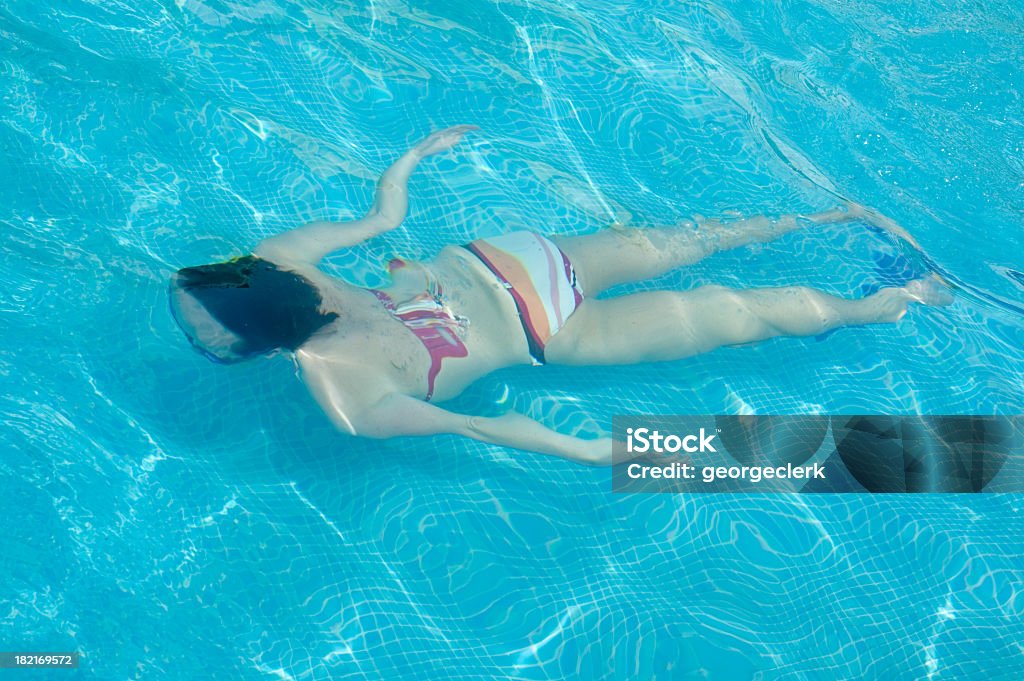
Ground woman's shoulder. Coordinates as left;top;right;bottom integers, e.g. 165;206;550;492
295;312;420;394
296;344;399;413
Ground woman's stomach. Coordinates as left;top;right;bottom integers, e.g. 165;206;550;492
431;245;534;368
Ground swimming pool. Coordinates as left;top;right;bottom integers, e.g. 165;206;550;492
2;0;1024;678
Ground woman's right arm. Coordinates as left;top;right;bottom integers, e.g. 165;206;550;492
255;125;477;265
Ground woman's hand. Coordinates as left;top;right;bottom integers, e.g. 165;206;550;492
413;125;479;158
571;436;633;466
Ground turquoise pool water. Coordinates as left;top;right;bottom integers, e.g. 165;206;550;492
3;0;1024;678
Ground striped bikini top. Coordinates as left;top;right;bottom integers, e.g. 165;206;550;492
368;258;469;401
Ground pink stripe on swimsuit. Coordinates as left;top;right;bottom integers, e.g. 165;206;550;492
370;260;468;402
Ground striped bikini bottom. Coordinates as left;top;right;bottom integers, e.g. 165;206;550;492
463;231;585;365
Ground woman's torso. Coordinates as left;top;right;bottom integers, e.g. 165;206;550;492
283;244;533;402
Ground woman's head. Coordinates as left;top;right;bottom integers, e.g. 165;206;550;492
169;255;339;363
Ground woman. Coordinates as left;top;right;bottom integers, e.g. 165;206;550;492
169;126;949;464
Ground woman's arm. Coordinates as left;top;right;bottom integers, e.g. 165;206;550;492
351;392;617;466
255;125;478;265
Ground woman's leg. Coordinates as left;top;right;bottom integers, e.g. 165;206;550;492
544;279;949;366
551;206;867;295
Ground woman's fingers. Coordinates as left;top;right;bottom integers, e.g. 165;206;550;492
415;125;479;156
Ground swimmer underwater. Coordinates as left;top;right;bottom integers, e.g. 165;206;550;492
169;126;951;465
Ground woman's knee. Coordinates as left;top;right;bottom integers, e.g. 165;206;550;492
703;287;777;342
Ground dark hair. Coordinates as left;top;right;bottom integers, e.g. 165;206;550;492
174;255;339;357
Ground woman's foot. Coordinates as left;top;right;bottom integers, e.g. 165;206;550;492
904;276;955;306
866;276;953;322
841;200;923;248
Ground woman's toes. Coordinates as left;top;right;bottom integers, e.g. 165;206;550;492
904;276;954;306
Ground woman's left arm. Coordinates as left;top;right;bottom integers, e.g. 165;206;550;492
255;125;478;265
350;393;619;466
